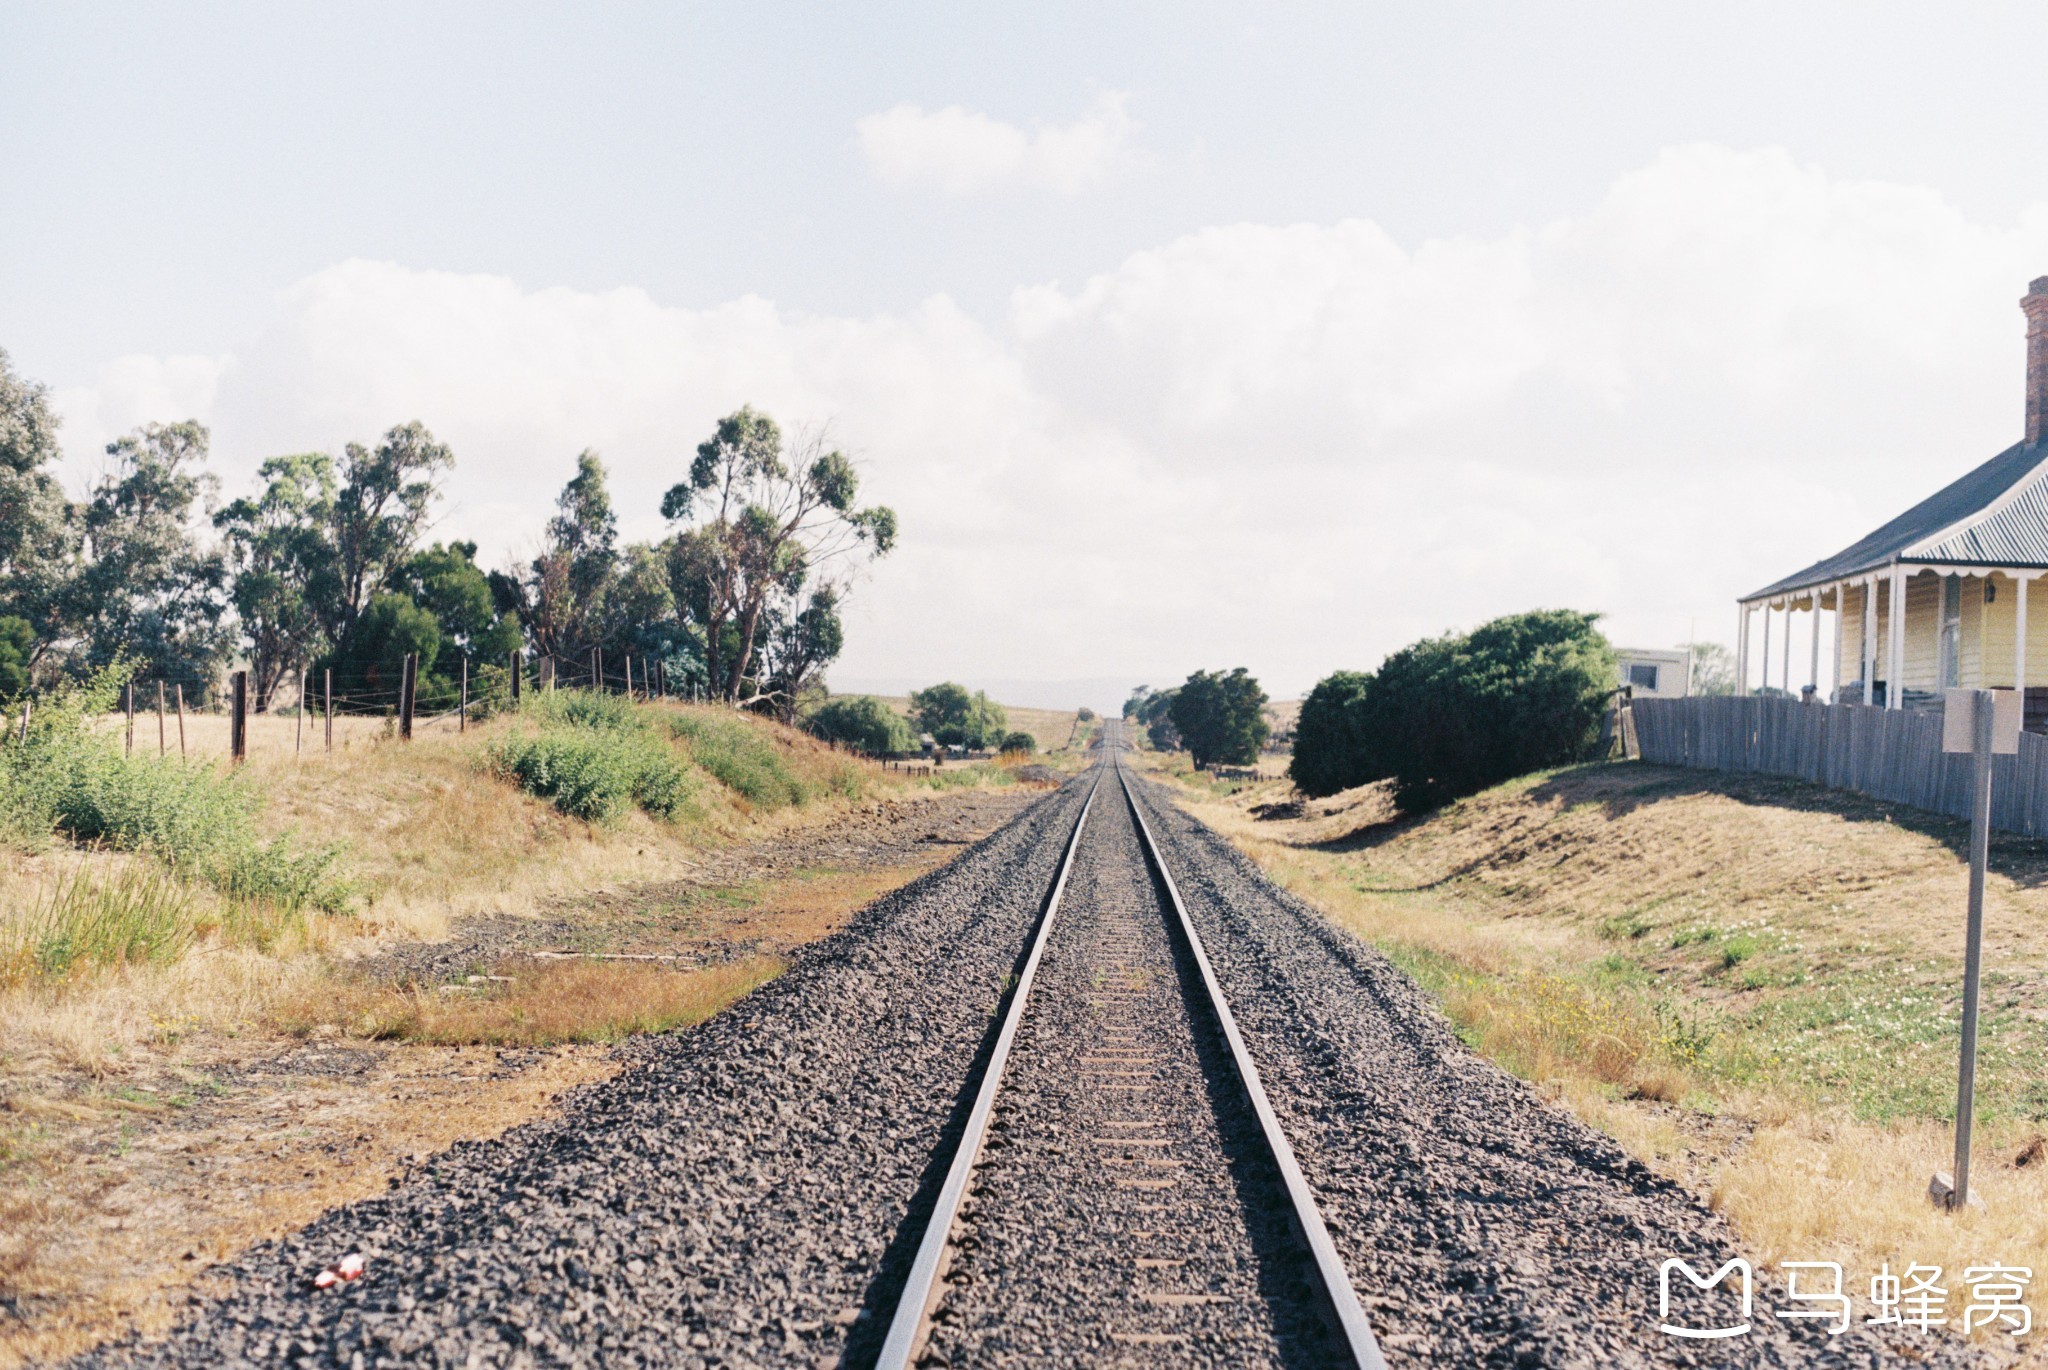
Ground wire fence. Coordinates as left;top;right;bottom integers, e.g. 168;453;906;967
14;650;734;766
12;649;994;774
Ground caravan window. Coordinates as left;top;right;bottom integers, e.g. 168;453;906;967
1628;663;1659;691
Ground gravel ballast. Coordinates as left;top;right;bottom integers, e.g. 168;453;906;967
77;777;1093;1370
923;773;1340;1366
1122;765;1986;1369
72;757;1992;1368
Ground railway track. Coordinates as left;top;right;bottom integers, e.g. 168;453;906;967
80;728;1976;1368
873;731;1387;1368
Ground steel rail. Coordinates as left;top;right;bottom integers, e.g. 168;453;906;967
1118;756;1390;1370
872;765;1103;1370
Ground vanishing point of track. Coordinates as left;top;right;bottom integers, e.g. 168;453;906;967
873;727;1387;1368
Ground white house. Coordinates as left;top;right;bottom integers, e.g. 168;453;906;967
1740;276;2048;725
1616;647;1691;699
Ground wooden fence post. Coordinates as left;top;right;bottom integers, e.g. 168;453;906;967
16;698;29;742
124;682;134;756
156;681;167;756
539;655;555;692
230;670;248;764
175;684;186;757
399;652;417;741
655;659;666;699
324;668;333;753
591;647;603;693
625;656;635;701
508;650;521;706
295;669;306;755
459;657;468;732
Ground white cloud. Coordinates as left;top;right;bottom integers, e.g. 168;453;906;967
52;352;234;491
855;93;1136;195
50;145;2048;705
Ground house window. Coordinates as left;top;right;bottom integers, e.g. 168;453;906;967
1940;576;1963;688
1628;663;1659;692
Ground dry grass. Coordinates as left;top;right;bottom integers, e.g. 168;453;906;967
1158;757;2048;1354
274;956;781;1046
0;700;1028;1362
0;1041;617;1370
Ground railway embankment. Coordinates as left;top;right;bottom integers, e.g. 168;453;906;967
0;700;1063;1369
1168;757;2048;1353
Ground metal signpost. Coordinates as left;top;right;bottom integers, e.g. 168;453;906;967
1935;687;2021;1211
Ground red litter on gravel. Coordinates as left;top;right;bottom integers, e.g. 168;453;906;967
312;1253;365;1289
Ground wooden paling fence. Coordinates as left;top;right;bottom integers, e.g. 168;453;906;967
1633;696;2048;839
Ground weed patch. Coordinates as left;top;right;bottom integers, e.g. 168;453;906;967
0;672;351;914
487;725;697;823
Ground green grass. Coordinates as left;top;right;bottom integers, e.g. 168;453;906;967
0;863;197;984
662;709;810;809
0;670;352;914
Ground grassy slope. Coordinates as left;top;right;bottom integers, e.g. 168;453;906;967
1167;758;2048;1341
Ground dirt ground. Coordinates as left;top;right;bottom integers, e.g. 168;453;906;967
0;786;1038;1368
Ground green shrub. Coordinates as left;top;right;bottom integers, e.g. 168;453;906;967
487;726;695;822
521;687;643;733
909;682;1007;749
1289;670;1373;798
664;710;808;809
0;616;32;701
806;695;914;755
1289;609;1614;811
0;670;352;912
999;731;1037;754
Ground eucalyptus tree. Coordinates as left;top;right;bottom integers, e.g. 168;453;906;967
68;421;233;695
661;407;895;706
0;348;77;663
326;421;453;646
521;449;620;664
214;452;338;709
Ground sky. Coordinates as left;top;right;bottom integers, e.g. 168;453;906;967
6;2;2048;710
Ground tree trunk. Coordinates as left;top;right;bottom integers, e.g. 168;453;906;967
730;601;765;705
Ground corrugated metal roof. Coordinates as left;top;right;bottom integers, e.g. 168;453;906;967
1744;440;2048;601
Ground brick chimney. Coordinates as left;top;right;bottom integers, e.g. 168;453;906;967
2028;276;2048;445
